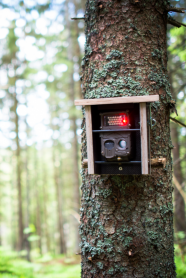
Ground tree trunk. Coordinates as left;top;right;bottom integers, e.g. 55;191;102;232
80;1;176;277
14;92;24;251
10;154;17;250
42;148;51;253
52;144;66;254
66;0;81;253
25;144;31;261
34;147;42;253
171;125;186;232
169;69;186;233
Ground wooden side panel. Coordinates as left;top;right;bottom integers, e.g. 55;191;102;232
85;106;94;174
140;103;148;174
75;95;159;106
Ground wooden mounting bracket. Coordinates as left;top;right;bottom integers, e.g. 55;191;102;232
150;157;166;168
82;159;88;169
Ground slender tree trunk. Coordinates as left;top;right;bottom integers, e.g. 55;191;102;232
52;144;66;254
171;126;186;232
66;0;81;253
42;147;51;252
34;147;42;253
14;92;24;251
169;72;186;233
80;1;176;277
11;154;17;250
25;144;31;261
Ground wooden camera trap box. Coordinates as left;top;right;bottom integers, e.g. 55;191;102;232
75;95;159;175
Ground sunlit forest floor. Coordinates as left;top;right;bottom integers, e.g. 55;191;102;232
0;246;186;278
0;247;81;278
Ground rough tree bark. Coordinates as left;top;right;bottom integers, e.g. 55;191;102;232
80;0;176;277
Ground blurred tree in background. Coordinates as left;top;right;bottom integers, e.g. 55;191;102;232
0;0;185;277
0;0;84;257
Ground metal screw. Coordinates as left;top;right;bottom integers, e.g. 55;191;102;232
119;167;123;171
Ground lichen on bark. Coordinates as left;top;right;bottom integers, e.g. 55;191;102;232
80;0;176;277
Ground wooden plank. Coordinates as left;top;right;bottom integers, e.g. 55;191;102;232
85;106;94;174
140;103;148;174
75;95;159;106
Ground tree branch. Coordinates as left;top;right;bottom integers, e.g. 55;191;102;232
173;154;186;166
167;7;186;13
170;117;186;128
167;17;186;28
173;174;186;204
71;17;85;20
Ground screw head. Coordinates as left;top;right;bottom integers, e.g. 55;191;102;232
119;167;123;171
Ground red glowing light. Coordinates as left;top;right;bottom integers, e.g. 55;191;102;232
121;116;128;126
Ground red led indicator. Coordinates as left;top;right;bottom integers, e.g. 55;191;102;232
106;114;129;126
121;116;128;126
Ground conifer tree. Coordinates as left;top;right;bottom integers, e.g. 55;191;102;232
79;0;186;276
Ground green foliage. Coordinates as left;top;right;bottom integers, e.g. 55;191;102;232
0;248;33;278
169;27;186;63
0;248;81;278
23;224;36;235
175;255;186;278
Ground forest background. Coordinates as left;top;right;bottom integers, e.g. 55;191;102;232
0;0;185;277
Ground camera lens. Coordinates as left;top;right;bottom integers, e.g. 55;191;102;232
119;140;126;149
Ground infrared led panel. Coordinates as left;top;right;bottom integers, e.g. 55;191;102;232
104;113;128;126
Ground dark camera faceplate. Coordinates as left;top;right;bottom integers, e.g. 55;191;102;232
100;132;131;161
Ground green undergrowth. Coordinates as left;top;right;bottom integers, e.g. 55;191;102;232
0;246;185;277
0;247;81;278
174;244;186;278
175;255;186;278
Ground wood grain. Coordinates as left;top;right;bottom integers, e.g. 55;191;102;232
75;95;159;106
85;106;94;174
140;103;148;174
